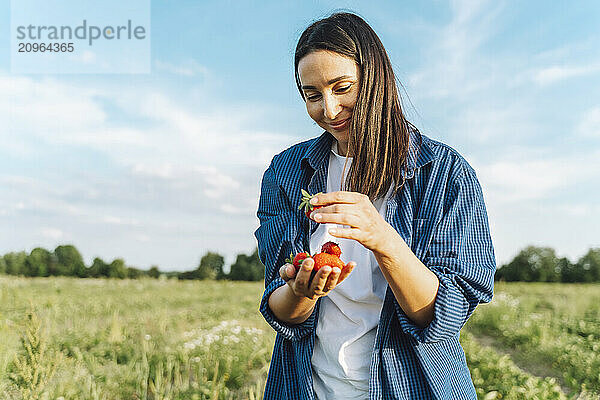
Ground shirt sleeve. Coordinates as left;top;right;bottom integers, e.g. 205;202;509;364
254;160;317;341
394;162;496;344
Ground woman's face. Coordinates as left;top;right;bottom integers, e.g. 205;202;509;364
298;50;360;156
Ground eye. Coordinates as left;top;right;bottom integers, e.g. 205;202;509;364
336;85;352;93
306;94;321;101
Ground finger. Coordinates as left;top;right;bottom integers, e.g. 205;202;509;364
311;211;361;227
310;203;357;216
294;257;314;294
337;262;355;283
308;266;332;298
328;227;362;241
311;191;365;206
279;264;296;282
323;267;341;292
279;264;288;280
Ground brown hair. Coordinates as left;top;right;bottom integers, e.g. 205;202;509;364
294;11;412;200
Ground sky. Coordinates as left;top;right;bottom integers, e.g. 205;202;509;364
1;0;599;272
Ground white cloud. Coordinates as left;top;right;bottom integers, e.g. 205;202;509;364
131;163;176;179
406;0;504;100
130;162;241;200
0;72;300;269
220;203;249;215
80;50;97;64
0;75;106;135
102;215;141;227
578;106;600;138
452;102;539;144
154;59;210;77
193;166;240;199
532;64;600;86
479;159;572;202
475;149;600;204
40;227;64;240
0;72;298;170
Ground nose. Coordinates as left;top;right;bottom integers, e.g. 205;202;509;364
322;92;342;121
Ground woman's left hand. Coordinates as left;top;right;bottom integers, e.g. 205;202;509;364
309;191;401;254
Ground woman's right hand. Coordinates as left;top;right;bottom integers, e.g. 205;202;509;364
279;257;355;300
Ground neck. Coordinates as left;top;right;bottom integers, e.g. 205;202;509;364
337;140;350;157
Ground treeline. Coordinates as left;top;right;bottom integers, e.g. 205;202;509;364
495;246;600;282
0;245;264;281
8;243;597;283
177;248;264;281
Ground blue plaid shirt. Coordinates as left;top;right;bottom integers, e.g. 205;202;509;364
254;127;496;399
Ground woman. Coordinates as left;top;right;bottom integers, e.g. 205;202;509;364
254;11;496;400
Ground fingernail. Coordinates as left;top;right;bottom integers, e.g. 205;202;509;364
310;197;317;204
314;213;322;221
328;228;337;235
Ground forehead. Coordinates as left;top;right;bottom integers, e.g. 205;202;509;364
298;50;358;87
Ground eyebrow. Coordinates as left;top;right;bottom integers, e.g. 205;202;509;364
301;75;354;90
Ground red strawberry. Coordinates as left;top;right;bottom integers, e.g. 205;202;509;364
312;252;346;272
285;252;311;270
298;189;323;220
290;252;311;270
321;241;342;257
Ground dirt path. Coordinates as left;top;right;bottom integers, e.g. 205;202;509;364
472;332;574;397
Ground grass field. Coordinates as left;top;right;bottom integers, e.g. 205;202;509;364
0;277;598;399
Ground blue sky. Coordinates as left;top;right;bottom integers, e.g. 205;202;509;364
1;0;599;271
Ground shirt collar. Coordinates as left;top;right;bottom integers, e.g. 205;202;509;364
404;125;437;179
301;126;437;179
301;130;335;171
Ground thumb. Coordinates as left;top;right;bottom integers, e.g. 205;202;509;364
338;261;356;283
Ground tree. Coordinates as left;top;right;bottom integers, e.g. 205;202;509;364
108;259;127;279
54;245;86;277
178;270;199;280
88;257;109;278
4;252;28;275
179;252;225;280
127;267;143;279
197;252;224;280
576;248;600;283
228;248;264;281
495;246;561;282
25;248;53;277
560;257;584;283
0;256;6;274
147;265;160;279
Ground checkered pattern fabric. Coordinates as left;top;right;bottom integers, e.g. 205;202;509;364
254;127;496;399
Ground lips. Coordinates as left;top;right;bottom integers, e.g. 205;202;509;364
328;117;350;129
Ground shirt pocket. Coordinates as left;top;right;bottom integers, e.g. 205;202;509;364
411;218;433;261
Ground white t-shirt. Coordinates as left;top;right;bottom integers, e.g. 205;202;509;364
311;141;391;400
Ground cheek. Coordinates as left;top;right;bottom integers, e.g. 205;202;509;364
306;103;321;122
345;92;359;110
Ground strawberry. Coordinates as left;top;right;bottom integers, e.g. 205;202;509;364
321;241;342;257
285;252;311;271
298;189;324;220
312;252;346;272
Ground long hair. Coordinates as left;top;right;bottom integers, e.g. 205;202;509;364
294;11;412;201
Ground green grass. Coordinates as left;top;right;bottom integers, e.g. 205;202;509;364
0;277;273;399
0;277;598;399
464;282;600;397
